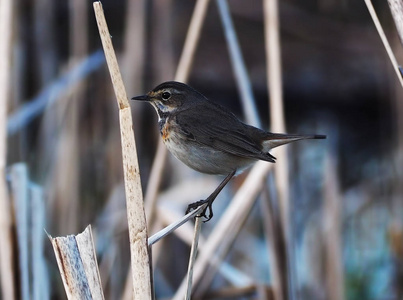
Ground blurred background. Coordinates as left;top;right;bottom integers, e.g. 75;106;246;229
1;0;403;299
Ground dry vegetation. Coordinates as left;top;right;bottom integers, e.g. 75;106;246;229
1;0;403;299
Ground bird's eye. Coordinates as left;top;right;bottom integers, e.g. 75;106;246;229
161;92;171;100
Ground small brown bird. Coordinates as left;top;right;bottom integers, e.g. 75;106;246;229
132;81;326;221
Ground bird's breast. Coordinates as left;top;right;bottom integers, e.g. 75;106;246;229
159;116;255;175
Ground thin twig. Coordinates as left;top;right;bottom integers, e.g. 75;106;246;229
148;204;207;246
173;161;273;300
154;206;254;286
364;0;403;87
185;217;203;300
93;2;151;298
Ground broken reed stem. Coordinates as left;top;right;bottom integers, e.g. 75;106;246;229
364;0;403;88
144;0;210;229
48;226;104;299
0;0;16;298
185;217;203;300
93;2;151;299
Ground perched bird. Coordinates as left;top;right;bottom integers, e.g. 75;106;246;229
132;81;326;221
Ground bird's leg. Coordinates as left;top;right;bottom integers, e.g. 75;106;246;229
186;170;236;222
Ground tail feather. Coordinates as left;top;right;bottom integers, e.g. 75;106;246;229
262;133;326;150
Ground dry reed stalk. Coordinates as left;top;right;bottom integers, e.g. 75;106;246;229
261;185;285;300
172;161;273;299
175;0;210;82
217;2;284;297
33;0;56;85
264;0;288;235
45;0;89;235
30;185;49;300
263;0;290;298
145;141;168;228
50;0;89;234
154;207;254;286
49;225;105;299
93;2;151;298
388;0;403;46
51;112;79;233
144;0;210;229
122;0;146;96
323;155;344;300
10;164;30;300
185;217;203;300
152;0;175;82
216;0;260;127
0;0;15;299
364;0;403;88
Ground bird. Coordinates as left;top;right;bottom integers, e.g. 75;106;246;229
132;81;326;221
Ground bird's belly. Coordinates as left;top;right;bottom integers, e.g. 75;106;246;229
164;132;254;175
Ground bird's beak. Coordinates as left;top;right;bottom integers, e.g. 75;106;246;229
131;94;149;101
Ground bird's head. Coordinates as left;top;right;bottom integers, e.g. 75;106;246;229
131;81;205;119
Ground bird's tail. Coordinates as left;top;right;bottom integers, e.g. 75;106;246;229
262;133;326;151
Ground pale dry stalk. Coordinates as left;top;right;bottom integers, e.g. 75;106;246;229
263;0;289;298
173;161;273;299
93;2;152;298
364;0;403;88
185;217;203;300
0;0;16;298
49;226;105;299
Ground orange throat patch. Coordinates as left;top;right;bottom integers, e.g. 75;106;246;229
161;122;170;142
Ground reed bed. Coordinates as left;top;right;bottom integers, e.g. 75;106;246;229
0;0;402;299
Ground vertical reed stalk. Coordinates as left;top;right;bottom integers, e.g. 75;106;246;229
263;0;290;298
323;155;344;300
216;0;260;127
0;0;15;298
185;217;203;299
93;2;152;298
122;0;146;96
10;164;30;300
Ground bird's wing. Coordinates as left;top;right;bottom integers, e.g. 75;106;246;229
176;102;276;163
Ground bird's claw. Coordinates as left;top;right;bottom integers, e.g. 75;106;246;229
186;199;214;222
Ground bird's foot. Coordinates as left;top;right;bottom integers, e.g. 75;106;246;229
186;199;213;222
